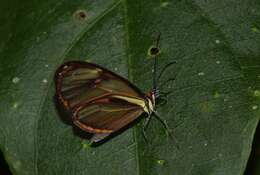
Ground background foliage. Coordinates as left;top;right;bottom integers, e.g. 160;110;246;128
0;0;260;174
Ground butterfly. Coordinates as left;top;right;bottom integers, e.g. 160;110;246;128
55;35;174;143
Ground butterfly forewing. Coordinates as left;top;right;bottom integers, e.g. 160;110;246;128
55;61;144;109
55;61;148;142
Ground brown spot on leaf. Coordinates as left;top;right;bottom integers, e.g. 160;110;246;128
73;9;88;22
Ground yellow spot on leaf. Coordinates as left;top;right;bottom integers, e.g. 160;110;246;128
13;102;18;109
12;77;20;84
42;79;48;83
253;90;260;97
198;72;205;76
81;141;92;149
252;105;258;110
213;91;220;98
161;2;169;7
157;159;166;165
251;27;259;33
248;88;260;98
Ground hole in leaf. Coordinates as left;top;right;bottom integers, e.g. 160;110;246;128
149;47;160;56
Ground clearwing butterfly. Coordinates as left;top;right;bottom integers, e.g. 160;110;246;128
55;35;171;143
55;61;157;142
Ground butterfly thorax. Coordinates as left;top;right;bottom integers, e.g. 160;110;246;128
144;91;156;115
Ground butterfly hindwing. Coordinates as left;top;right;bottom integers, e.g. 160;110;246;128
89;105;143;142
73;96;144;135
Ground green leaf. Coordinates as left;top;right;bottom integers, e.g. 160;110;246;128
1;0;260;175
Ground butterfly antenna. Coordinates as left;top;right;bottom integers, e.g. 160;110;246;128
152;33;161;95
157;61;177;82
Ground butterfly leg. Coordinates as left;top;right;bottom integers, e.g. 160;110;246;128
157;78;175;103
156;92;169;106
142;128;149;144
153;111;172;137
153;112;180;150
160;78;175;90
142;113;180;149
142;114;153;144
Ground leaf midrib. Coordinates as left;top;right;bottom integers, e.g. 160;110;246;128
122;0;141;174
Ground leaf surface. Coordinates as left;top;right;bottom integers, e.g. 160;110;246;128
0;0;260;175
